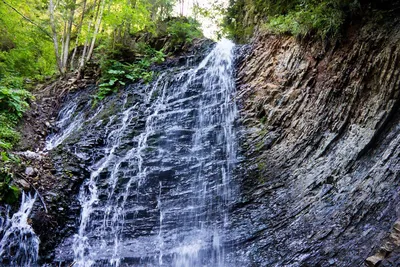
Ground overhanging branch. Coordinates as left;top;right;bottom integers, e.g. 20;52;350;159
1;0;53;40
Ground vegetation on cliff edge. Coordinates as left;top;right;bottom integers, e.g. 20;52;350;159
224;0;399;42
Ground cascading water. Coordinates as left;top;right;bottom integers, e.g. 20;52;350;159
50;39;238;266
0;193;39;266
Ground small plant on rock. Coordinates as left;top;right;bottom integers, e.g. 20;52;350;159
96;48;166;102
0;168;21;205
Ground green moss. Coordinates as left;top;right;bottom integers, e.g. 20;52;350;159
64;170;74;178
257;161;266;171
256;140;265;151
256;161;267;184
97;102;119;122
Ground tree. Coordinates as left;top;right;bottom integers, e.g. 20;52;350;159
0;0;55;77
49;0;79;75
1;0;182;78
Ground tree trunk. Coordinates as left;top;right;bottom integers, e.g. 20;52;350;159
79;0;97;71
70;0;87;70
60;19;66;70
180;0;184;16
79;20;91;70
86;0;105;62
61;0;77;73
49;0;63;74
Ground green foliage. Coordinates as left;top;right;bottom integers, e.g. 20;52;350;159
96;48;166;101
96;62;124;101
0;76;32;151
0;86;31;118
0;168;21;205
0;117;20;151
224;0;361;41
166;17;203;46
0;0;50;157
0;0;56;78
145;46;167;64
101;0;154;41
265;2;347;39
0;151;20;164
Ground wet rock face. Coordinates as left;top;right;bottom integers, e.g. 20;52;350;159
9;78;93;264
231;18;400;266
29;147;89;263
20;39;217;265
39;40;241;266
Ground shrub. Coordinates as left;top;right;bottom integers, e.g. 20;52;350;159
96;48;166;101
224;0;361;41
0;76;31;204
0;76;32;151
0;168;21;205
166;17;203;46
266;2;346;39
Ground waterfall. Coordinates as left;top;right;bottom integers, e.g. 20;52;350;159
0;193;39;266
51;39;238;266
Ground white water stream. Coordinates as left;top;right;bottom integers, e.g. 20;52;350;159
47;39;238;266
0;193;39;266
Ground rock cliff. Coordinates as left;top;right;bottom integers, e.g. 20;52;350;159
230;16;400;266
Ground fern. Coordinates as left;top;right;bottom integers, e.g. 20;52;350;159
95;50;165;102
